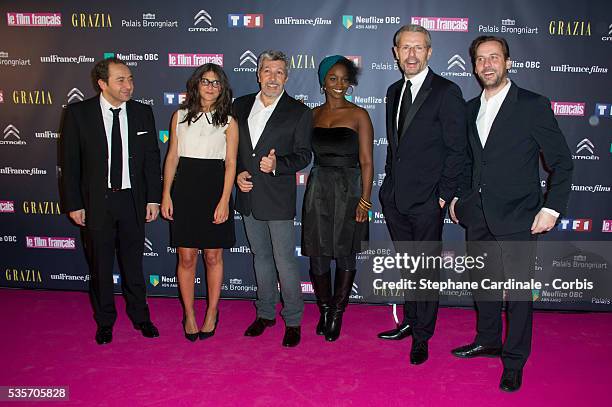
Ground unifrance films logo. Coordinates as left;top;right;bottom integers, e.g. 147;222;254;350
551;102;585;116
411;16;468;32
26;236;76;249
6;12;62;27
168;53;223;67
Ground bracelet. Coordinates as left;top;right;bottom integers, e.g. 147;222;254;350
358;197;372;211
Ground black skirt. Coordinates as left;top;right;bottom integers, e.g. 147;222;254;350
170;157;235;249
301;165;369;257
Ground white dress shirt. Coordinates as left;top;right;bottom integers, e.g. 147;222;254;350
99;94;131;189
396;66;429;128
476;79;512;148
248;91;283;148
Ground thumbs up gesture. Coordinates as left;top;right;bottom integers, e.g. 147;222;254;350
260;148;277;173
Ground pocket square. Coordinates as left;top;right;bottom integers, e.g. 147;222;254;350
137;131;148;135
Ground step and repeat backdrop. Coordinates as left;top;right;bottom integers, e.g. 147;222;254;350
1;0;610;311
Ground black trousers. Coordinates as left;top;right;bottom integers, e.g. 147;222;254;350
382;199;444;343
463;194;536;370
84;189;150;328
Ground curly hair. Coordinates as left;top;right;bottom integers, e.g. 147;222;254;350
179;63;232;127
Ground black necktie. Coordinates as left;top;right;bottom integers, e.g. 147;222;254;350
110;107;122;189
397;80;412;138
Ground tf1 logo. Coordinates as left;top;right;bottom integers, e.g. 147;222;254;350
557;218;592;232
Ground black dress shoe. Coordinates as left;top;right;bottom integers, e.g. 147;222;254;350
377;322;412;340
95;326;113;345
282;326;301;347
244;317;276;337
182;319;198;342
451;343;501;358
199;310;219;340
499;368;522;392
134;321;160;338
410;341;428;365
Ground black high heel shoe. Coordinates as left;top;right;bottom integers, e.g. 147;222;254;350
182;317;199;342
199;310;219;340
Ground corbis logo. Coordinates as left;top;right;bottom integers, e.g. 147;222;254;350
573;138;599;161
557;218;592;232
441;55;472;78
64;88;84;107
228;14;264;28
594;103;612;118
104;52;159;67
411;16;468;32
163;92;186;105
602;220;612;233
21;201;61;215
296;172;308;185
273;16;331;26
344;55;361;68
26;236;76;250
551;102;585;116
159;130;169;144
0;200;15;213
549;20;590;36
169;53;223;67
234;50;257;72
12;90;52;105
189;9;218;32
342;14;400;30
71;12;112;28
121;12;179;29
478;18;538;35
1;124;25;146
149;275;159;287
0;51;31;67
4;268;43;283
6;12;62;27
288;53;316;69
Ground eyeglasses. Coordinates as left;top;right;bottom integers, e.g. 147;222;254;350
398;45;429;54
199;78;221;88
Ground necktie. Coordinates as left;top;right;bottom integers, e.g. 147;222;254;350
110;107;122;189
397;80;412;139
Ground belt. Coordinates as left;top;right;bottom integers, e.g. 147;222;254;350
314;157;358;168
108;187;130;192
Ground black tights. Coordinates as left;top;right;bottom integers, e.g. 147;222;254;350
310;256;356;275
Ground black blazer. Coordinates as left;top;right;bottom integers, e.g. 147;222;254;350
455;83;573;236
60;96;162;230
380;69;466;214
233;92;312;220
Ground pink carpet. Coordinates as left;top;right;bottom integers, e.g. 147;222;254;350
1;289;610;406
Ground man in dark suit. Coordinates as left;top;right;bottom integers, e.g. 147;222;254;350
377;24;466;365
61;58;162;345
234;50;312;347
449;36;573;391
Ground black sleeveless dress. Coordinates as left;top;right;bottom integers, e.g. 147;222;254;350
301;127;369;257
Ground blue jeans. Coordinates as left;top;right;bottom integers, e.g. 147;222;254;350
243;214;304;326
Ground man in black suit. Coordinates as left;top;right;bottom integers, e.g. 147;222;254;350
234;50;312;347
61;58;162;345
449;36;573;391
377;24;466;365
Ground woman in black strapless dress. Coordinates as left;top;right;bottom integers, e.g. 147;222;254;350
302;55;374;341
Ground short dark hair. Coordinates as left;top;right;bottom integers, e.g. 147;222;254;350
469;36;510;67
91;57;128;93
